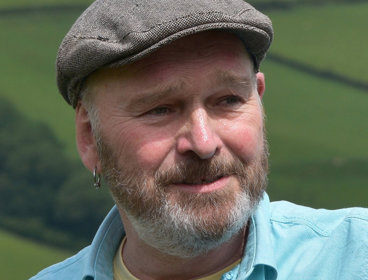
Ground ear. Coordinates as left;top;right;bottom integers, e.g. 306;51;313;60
256;72;266;98
75;102;100;173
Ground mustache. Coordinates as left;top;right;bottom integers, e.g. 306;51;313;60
154;156;248;186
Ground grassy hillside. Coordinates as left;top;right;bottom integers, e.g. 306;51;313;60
0;12;82;158
260;2;368;208
0;1;367;277
263;58;368;208
0;229;71;280
1;2;367;206
269;2;368;82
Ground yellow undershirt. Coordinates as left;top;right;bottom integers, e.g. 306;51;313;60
113;237;240;280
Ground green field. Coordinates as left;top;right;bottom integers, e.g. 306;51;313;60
1;1;367;206
1;2;367;158
263;58;368;208
1;12;81;158
269;2;368;81
1;1;368;277
0;229;71;280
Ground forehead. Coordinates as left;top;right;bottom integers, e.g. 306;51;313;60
86;31;254;98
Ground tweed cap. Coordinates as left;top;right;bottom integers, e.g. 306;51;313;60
57;0;273;107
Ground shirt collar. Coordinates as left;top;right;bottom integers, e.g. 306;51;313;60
83;205;124;280
236;193;278;280
81;193;278;280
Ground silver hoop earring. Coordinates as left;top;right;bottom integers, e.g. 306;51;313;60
93;166;101;189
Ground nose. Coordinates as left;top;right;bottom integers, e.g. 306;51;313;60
176;108;219;159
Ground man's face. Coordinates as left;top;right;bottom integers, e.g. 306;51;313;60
85;31;268;257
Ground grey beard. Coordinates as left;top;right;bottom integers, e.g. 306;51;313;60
126;189;256;258
98;133;268;258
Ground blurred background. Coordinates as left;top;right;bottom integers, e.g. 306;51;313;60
0;0;367;279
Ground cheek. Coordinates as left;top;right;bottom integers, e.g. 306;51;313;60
220;117;264;162
235;127;263;159
134;138;173;171
112;126;174;173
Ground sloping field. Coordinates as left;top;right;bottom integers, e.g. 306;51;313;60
0;0;368;201
0;11;83;158
263;58;368;208
1;1;367;208
260;2;368;208
1;1;367;278
1;2;367;157
269;2;368;82
0;229;71;280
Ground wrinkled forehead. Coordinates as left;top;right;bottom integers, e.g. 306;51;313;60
83;31;256;99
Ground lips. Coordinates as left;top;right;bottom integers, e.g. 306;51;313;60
180;175;224;185
172;175;231;193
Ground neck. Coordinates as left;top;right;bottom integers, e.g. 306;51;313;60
119;210;248;280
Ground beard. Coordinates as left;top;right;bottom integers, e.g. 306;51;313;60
97;136;269;258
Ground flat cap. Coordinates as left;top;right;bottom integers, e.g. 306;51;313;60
57;0;273;107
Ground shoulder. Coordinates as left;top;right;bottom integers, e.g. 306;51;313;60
269;200;368;236
29;206;124;280
29;246;91;280
268;201;368;279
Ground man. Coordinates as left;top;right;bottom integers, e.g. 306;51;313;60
31;0;368;279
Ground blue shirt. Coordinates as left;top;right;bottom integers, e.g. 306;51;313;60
30;194;368;280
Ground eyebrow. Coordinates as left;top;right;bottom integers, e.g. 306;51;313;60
125;70;254;110
125;81;186;110
216;70;254;89
214;70;255;101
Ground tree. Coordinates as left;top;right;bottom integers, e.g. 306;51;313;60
0;97;113;249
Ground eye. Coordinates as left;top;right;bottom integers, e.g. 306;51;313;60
146;106;172;116
218;95;243;107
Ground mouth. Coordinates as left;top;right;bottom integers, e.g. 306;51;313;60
181;175;224;185
172;175;231;193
